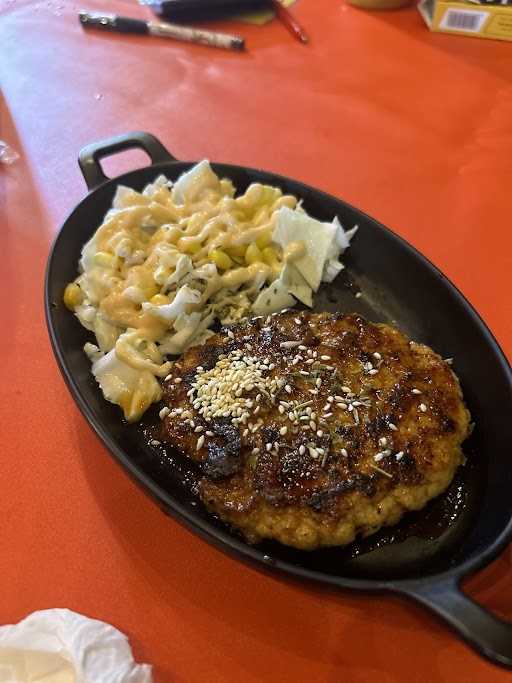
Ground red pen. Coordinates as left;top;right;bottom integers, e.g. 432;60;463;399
271;0;309;44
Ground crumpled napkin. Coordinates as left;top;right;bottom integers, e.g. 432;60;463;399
0;609;152;683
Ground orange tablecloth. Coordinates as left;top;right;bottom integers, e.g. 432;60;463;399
2;0;512;679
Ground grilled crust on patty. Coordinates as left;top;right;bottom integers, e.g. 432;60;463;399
161;312;471;550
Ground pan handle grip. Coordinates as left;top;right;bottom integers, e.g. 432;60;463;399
78;131;176;190
401;577;512;668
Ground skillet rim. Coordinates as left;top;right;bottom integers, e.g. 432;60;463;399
44;158;512;591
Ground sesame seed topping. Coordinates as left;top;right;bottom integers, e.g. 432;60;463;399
412;388;422;395
196;435;205;450
266;443;272;452
280;426;288;436
369;369;379;375
395;451;404;461
150;439;161;446
323;412;333;418
205;431;214;437
341;448;348;457
299;445;306;455
159;407;170;420
294;318;301;324
379;437;388;447
299;370;310;376
374;453;385;462
373;352;382;360
164;374;173;382
419;403;427;412
316;430;323;437
252;447;260;455
285;384;292;394
389;423;398;431
315;378;322;388
355;292;362;298
320;355;331;361
194;425;204;433
278;405;285;414
341;386;351;393
227;330;234;339
298;345;307;351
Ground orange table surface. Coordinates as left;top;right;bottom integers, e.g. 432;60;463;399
1;0;512;680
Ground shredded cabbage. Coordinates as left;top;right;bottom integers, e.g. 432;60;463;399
142;284;201;322
92;349;162;422
65;161;358;421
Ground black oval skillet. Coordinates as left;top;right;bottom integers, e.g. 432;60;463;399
45;132;512;667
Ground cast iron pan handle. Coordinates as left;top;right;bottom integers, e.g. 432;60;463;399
401;577;512;668
78;131;176;191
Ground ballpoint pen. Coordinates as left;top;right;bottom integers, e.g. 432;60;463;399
271;0;309;43
79;10;246;51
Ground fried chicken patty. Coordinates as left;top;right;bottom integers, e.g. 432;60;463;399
161;312;471;550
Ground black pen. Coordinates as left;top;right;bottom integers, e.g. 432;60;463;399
79;10;246;51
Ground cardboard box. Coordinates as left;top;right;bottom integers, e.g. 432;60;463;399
419;0;512;41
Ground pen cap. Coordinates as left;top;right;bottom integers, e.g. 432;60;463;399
141;0;272;22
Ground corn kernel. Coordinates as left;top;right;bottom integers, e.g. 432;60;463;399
245;243;263;265
209;249;233;271
144;284;159;299
178;238;202;254
150;294;169;306
255;230;273;250
163;226;182;244
226;244;247;259
262;247;280;267
94;251;116;268
63;282;83;310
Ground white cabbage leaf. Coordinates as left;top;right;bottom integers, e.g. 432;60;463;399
159;310;214;355
142;284;201;322
92;349;162;422
163;254;193;289
280;263;313;307
142;174;172;197
272;207;338;291
251;279;296;316
322;218;358;283
171;160;220;205
94;315;121;352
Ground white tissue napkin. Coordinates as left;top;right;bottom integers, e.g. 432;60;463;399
0;609;153;683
